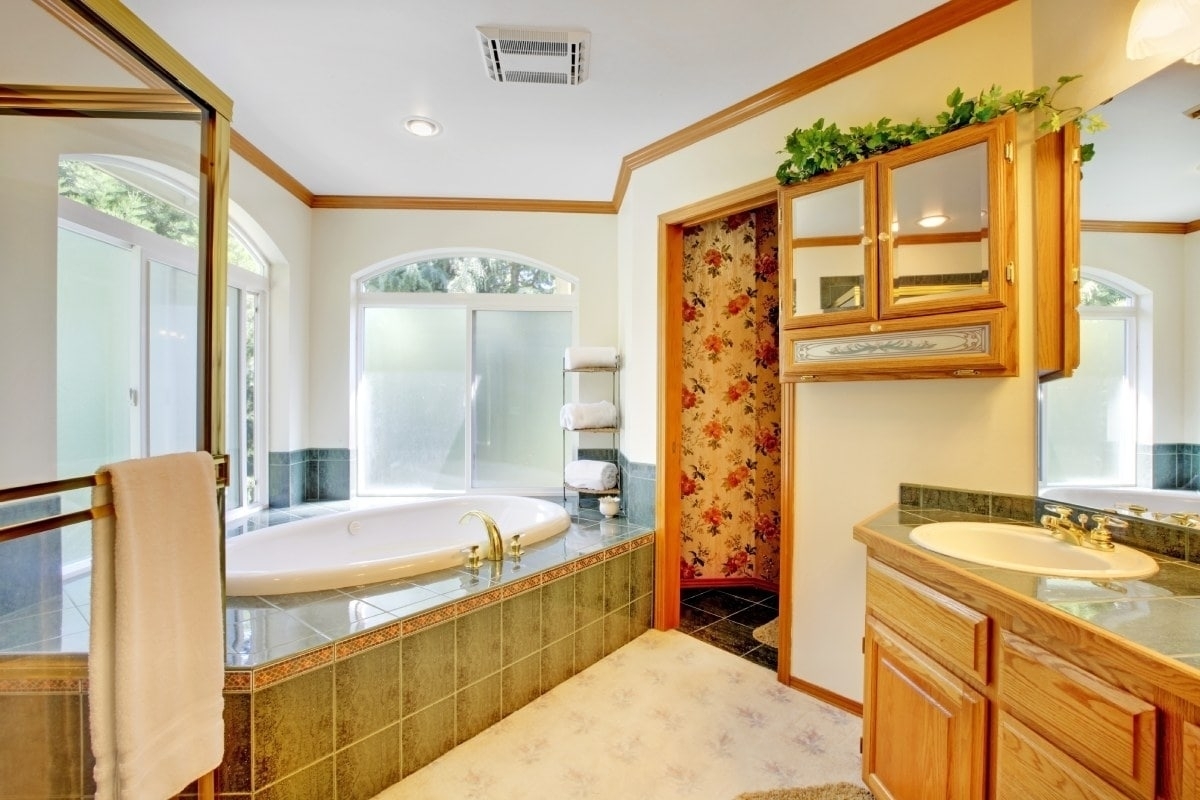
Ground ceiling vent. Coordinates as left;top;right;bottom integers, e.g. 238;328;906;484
476;26;589;85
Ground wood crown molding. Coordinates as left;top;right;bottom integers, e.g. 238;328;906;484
230;130;314;206
309;195;616;214
1082;220;1194;235
232;0;1014;212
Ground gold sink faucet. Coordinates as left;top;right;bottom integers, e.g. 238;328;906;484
1039;504;1118;551
459;510;505;561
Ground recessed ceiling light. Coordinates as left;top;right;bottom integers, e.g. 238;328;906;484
404;116;441;137
917;214;949;228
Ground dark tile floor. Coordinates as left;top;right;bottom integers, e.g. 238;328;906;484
680;585;779;671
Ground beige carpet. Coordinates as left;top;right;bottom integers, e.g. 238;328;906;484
736;782;873;800
374;629;863;799
753;617;778;648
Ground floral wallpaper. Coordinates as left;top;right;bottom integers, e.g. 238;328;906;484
679;208;781;585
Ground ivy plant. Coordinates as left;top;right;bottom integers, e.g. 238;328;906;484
776;75;1105;185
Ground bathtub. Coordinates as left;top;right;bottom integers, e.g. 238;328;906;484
225;495;571;596
1040;486;1200;522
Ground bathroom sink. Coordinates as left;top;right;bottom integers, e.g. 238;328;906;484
908;522;1159;579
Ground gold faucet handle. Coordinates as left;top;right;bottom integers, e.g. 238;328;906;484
509;533;524;561
462;544;483;569
1088;514;1121;551
1043;504;1074;521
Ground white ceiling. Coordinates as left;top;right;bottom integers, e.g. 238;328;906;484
117;0;947;201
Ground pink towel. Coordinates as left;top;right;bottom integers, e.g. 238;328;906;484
89;451;225;799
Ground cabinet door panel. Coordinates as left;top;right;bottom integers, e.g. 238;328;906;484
863;618;986;800
780;161;877;329
878;114;1015;320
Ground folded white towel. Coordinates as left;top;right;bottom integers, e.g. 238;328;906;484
564;346;618;370
90;452;225;800
560;401;618;430
565;460;618;490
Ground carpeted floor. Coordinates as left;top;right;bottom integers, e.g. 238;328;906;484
373;629;864;800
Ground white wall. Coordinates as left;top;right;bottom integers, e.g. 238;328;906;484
1080;231;1187;444
228;155;313;453
619;1;1040;701
308;210;617;449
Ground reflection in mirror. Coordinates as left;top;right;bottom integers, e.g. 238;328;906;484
789;176;868;316
1039;61;1200;530
888;141;989;304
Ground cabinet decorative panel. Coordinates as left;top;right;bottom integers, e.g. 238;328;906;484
863;618;986;800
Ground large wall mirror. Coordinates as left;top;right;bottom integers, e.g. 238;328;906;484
1039;60;1200;529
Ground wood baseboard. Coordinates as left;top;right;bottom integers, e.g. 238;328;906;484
788;675;863;717
680;576;780;591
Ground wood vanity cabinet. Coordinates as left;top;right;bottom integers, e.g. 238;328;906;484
1034;123;1082;381
860;551;1200;800
778;113;1017;381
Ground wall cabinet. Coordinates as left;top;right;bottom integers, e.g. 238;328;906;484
778;114;1017;380
1034;123;1082;381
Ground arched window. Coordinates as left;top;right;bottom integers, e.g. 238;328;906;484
1040;272;1141;486
56;156;269;533
355;252;576;495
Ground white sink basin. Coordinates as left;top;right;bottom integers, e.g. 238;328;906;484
909;521;1159;579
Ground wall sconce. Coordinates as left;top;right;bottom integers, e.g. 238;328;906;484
1126;0;1200;64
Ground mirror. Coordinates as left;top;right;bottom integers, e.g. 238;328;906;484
1038;60;1200;530
886;141;990;305
786;164;875;320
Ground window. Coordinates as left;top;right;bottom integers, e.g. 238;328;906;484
56;157;268;530
355;253;575;495
1040;274;1139;486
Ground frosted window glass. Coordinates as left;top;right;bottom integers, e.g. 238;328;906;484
359;307;467;493
473;311;570;488
1041;318;1134;485
56;227;138;478
148;260;198;455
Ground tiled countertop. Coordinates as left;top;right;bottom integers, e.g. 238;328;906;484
855;502;1200;672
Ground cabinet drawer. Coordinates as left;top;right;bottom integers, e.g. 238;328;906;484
866;558;989;683
996;713;1130;800
999;631;1156;800
1185;720;1200;799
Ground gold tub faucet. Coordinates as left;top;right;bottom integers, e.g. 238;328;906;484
459;510;505;561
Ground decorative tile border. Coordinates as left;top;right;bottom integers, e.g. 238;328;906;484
0;675;83;693
233;533;656;691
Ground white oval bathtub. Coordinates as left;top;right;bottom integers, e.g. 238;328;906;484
1040;486;1200;520
225;495;571;596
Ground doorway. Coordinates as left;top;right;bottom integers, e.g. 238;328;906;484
657;178;791;679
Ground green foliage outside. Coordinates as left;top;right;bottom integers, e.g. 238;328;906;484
1079;277;1133;307
58;159;262;273
776;75;1106;185
362;256;566;294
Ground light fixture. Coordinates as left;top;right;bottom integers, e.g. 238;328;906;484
403;116;441;137
1126;0;1200;64
917;214;949;229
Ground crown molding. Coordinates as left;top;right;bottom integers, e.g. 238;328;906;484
309;195;615;214
230;130;314;206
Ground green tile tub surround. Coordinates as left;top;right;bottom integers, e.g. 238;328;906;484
0;532;655;800
226;538;651;799
898;482;1200;564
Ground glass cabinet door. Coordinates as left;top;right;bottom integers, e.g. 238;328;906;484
779;161;877;328
877;114;1014;319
